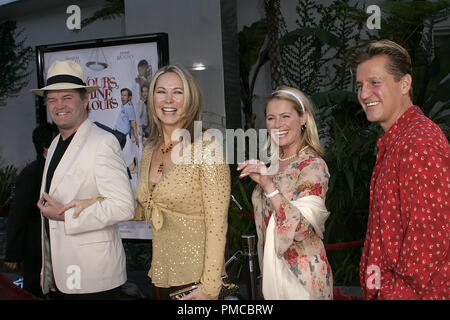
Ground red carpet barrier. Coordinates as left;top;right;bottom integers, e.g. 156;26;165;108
324;239;365;251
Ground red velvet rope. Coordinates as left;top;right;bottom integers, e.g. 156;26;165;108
324;239;364;251
0;272;41;300
240;208;255;222
236;205;364;251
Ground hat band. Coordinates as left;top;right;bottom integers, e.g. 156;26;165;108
46;74;86;86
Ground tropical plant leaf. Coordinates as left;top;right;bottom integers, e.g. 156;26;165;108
419;38;450;105
310;90;359;107
73;0;125;33
280;27;343;48
344;166;354;197
0;21;33;106
380;0;450;24
239;19;268;73
425;78;450;112
0;163;17;208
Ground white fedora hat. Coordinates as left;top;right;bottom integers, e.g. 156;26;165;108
31;60;99;96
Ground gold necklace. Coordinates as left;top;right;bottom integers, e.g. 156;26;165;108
157;142;175;173
161;142;174;154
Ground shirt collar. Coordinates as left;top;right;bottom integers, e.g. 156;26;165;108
59;131;76;146
377;105;422;149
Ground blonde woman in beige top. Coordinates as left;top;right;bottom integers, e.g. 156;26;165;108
134;65;230;300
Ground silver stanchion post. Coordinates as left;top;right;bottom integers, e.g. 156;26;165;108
241;234;257;300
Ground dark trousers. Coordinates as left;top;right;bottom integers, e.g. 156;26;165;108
48;286;121;300
23;256;44;299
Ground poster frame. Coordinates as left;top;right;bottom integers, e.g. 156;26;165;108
34;32;169;124
34;32;169;241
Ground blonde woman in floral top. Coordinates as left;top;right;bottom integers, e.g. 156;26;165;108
237;86;333;299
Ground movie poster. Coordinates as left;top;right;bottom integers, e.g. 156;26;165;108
40;37;167;239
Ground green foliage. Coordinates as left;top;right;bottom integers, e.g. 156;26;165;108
312;92;381;285
416;37;450;135
377;0;450;50
123;241;152;271
73;0;125;33
239;18;269;129
279;0;365;95
374;0;450;135
228;159;258;279
0;21;33;106
0;160;17;216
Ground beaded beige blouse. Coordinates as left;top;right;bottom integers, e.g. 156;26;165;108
135;133;230;298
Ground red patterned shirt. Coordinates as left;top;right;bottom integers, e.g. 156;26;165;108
360;106;450;300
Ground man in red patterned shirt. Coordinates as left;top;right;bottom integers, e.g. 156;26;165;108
350;40;449;299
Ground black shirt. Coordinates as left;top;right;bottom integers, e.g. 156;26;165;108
44;132;76;235
45;132;76;194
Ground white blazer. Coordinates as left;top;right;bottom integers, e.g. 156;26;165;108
40;119;135;294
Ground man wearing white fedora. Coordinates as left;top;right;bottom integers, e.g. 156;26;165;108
32;60;135;299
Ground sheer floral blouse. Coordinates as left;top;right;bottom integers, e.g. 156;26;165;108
252;149;333;299
135;133;230;298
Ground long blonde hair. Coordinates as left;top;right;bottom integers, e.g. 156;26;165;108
147;64;202;149
265;86;324;159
